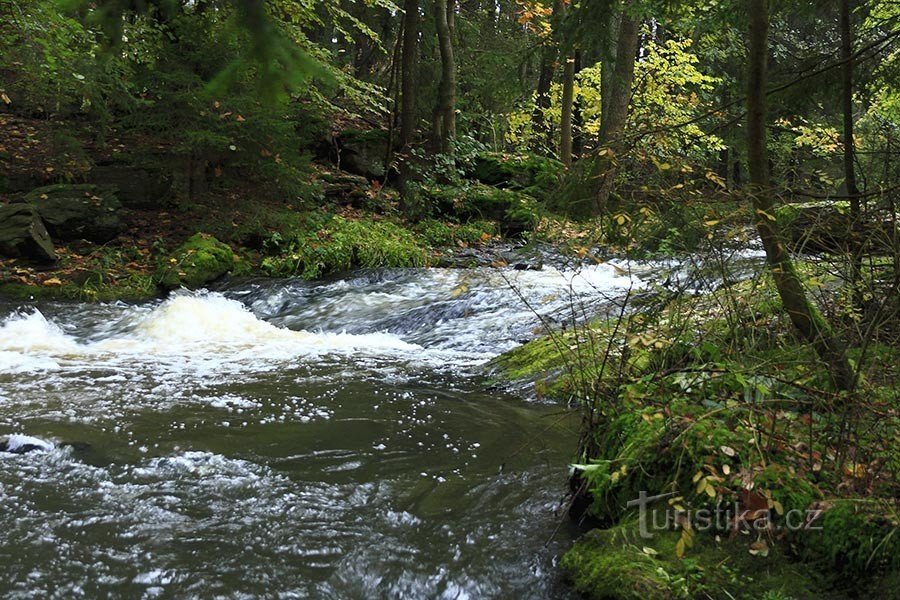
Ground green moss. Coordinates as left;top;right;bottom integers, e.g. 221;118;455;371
797;500;900;583
425;182;542;235
470;151;562;196
154;233;235;290
0;276;156;302
562;521;830;600
261;215;428;278
415;219;498;247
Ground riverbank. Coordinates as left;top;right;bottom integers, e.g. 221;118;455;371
490;262;900;598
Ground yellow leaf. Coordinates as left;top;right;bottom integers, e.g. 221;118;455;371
42;277;62;287
675;537;685;558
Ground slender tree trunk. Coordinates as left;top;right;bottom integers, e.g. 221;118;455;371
592;13;639;213
399;0;419;214
572;50;585;159
840;0;863;299
432;0;457;154
531;49;555;153
747;0;855;393
600;11;620;133
559;55;576;166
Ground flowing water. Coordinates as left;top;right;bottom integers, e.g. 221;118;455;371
0;262;654;599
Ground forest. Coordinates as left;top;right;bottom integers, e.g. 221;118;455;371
0;0;898;598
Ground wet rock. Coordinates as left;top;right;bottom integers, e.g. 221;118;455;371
20;183;124;243
0;434;54;454
0;203;56;263
155;232;235;290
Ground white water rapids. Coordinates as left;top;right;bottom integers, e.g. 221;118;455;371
1;257;763;598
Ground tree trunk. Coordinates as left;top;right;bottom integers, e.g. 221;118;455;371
747;0;855;392
399;0;419;214
600;11;620;133
531;49;555;153
592;13;639;213
559;55;576;166
432;0;457;154
572;50;585;159
840;0;863;299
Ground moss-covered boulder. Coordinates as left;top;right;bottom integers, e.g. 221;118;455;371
470;152;563;196
428;182;540;236
776;201;852;254
562;524;830;600
20;183;124;243
0;203;56;263
155;233;235;290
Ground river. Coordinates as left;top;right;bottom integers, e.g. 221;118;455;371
0;262;649;598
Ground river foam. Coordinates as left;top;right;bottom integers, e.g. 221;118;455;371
0;292;420;374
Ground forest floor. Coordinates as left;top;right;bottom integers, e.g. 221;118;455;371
0;113;551;301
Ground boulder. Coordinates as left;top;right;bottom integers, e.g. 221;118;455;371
333;129;390;180
155;233;235;290
89;165;173;209
320;171;371;204
470;152;563;196
20;184;124;243
428;182;540;236
0;203;56;263
776;201;850;254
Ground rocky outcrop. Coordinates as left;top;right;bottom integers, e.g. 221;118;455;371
154;233;235;290
0;203;56;263
331;129;390;180
90;165;173;209
20;183;124;243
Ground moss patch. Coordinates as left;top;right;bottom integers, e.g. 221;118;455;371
154;233;235;290
260;214;428;278
562;522;832;600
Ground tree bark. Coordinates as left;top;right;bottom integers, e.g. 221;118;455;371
840;0;863;298
747;0;855;392
399;0;419;214
572;50;585;159
559;55;576;166
432;0;457;154
592;12;639;213
531;48;555;153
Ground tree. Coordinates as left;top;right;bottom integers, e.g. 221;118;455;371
432;0;457;153
560;54;577;166
399;0;420;212
591;10;639;213
747;0;856;392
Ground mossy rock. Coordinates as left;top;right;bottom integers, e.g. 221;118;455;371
155;233;235;290
334;129;390;180
260;215;428;279
795;500;900;585
427;182;540;236
562;523;831;600
470;151;563;196
775;201;852;254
